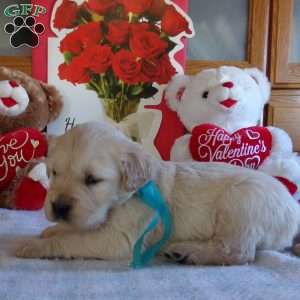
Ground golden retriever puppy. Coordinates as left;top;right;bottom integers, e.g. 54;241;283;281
16;122;300;265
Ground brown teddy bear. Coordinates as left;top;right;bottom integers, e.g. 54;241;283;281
0;66;63;209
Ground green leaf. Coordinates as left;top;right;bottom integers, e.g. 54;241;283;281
64;52;73;64
92;74;101;82
78;7;92;23
108;74;114;87
112;83;121;99
89;81;105;98
140;86;159;99
167;40;177;52
86;83;93;91
130;85;144;96
103;77;110;91
145;14;160;22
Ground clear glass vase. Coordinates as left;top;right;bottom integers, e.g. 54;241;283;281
101;96;140;123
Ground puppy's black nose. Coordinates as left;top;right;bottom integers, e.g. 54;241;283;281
52;200;71;220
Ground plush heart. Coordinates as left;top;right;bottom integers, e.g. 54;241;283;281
189;124;272;169
15;177;47;210
0;129;47;191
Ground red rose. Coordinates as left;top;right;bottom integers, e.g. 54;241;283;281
81;45;113;74
148;0;167;19
158;54;176;84
112;50;141;84
106;20;130;45
118;0;153;14
77;22;103;49
141;55;176;84
60;31;82;55
60;22;102;55
161;5;192;36
87;0;117;14
58;57;91;84
54;0;79;30
130;31;168;59
140;58;161;83
130;22;151;35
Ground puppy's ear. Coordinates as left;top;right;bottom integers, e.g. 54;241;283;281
120;150;151;192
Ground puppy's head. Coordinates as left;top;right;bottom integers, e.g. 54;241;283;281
45;122;151;229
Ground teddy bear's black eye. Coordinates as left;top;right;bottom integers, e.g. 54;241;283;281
52;169;57;177
85;174;102;186
202;91;209;99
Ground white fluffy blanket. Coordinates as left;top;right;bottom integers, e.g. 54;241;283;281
1;209;300;300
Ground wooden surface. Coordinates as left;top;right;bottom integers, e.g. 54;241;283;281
186;61;251;75
186;0;270;75
269;0;300;88
0;56;32;75
246;0;270;71
268;89;300;151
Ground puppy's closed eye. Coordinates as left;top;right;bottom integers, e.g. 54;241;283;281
85;174;103;186
47;167;57;178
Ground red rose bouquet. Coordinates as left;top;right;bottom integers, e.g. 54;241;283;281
54;0;192;122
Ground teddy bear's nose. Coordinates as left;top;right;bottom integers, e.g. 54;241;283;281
222;82;234;89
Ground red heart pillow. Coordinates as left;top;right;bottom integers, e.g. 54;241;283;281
0;129;47;191
15;177;47;210
189;124;272;169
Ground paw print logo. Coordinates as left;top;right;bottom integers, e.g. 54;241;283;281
4;16;45;48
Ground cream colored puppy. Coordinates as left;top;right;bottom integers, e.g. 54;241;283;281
16;122;300;265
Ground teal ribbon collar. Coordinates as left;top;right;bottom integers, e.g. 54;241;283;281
131;181;172;269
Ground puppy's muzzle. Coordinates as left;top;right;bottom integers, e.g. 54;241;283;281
52;200;72;221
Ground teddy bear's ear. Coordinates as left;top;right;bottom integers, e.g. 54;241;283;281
165;74;190;111
0;66;10;80
245;68;271;104
39;82;64;122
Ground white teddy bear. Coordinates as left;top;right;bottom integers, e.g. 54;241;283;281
165;66;300;195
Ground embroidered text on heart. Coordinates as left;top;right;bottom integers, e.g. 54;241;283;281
189;124;272;169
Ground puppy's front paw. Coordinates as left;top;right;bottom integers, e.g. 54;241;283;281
15;238;49;258
40;225;63;238
293;243;300;256
164;248;188;264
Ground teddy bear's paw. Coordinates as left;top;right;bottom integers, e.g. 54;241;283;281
15;238;50;258
170;134;193;162
260;156;300;181
280;159;300;179
267;126;293;153
273;159;300;181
